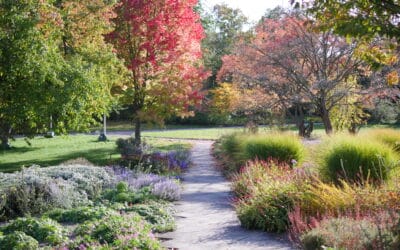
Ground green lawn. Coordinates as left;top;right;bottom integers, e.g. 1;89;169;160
0;135;190;173
138;123;399;140
93;120;213;132
140;123;330;140
142;127;246;140
2;123;398;172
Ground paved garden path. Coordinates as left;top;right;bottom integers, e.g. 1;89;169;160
161;140;293;250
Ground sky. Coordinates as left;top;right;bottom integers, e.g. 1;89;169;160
202;0;291;24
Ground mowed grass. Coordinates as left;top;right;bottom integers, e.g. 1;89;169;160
101;122;334;140
141;123;398;140
140;123;327;140
93;121;214;132
0;135;190;173
142;127;246;140
1;123;398;172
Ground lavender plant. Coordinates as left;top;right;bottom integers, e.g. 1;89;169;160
152;179;181;201
165;150;191;173
105;167;182;202
116;137;191;175
130;174;166;189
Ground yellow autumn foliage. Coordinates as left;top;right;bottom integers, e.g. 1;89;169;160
209;82;241;114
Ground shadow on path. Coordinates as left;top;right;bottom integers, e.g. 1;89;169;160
160;141;294;250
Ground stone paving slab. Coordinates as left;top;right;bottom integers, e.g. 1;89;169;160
161;141;294;250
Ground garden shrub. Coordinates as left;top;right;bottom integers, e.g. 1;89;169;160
106;172;182;202
0;231;39;250
151;179;181;201
116;138;152;157
74;213;161;249
215;132;304;174
163;149;191;174
233;161;308;233
0;164;115;221
116;138;192;175
35;164;115;199
299;179;400;216
214;133;246;175
219;133;243;160
1;217;66;245
237;191;294;233
242;133;304;166
318;136;398;184
129;174;169;189
0;172;89;221
102;183;156;204
289;202;400;248
300;217;396;250
124;201;176;233
45;206;118;223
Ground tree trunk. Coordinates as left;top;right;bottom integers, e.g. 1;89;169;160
298;119;306;137
348;123;360;134
294;103;308;137
0;135;10;150
304;121;314;138
321;108;333;134
134;117;141;144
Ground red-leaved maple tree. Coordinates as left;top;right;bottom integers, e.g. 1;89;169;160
219;15;365;135
108;0;207;142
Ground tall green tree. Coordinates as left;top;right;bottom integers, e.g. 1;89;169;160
200;3;248;87
298;0;400;41
0;0;59;148
49;0;126;132
0;0;124;148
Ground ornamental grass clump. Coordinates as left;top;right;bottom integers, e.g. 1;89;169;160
219;132;243;160
299;179;400;217
215;132;304;175
241;133;305;166
318;136;399;185
233;160;311;233
288;182;400;248
366;128;400;154
301;217;379;250
299;215;398;250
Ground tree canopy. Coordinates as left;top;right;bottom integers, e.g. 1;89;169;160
299;0;400;41
200;3;248;88
108;0;207;142
0;0;125;148
218;15;365;135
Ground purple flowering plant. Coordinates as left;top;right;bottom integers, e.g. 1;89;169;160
115;137;191;176
106;166;181;201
